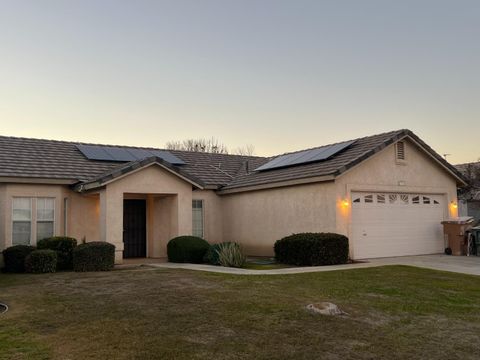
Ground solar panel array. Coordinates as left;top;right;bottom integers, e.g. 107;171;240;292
255;140;356;171
75;144;186;165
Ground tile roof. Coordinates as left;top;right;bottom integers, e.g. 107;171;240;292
221;129;466;190
0;129;466;193
0;135;261;188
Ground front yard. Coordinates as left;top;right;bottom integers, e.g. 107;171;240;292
1;265;479;359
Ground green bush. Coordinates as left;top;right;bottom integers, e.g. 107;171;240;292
217;242;246;268
37;237;77;270
73;242;115;272
167;236;210;263
24;250;57;273
2;245;36;273
274;233;349;266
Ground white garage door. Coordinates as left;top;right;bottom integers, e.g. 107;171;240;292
351;192;445;259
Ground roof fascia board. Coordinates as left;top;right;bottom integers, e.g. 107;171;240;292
0;176;77;185
334;134;467;186
217;175;335;195
401;135;467;186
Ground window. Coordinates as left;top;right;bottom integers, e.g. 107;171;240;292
192;200;204;238
37;198;55;241
396;141;406;161
377;194;386;204
12;198;32;245
364;194;373;203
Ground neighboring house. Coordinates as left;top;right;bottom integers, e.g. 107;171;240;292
0;129;465;263
455;161;480;221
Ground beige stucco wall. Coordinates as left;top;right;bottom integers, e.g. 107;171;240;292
68;192;101;243
221;181;337;256
98;164;193;263
335;139;458;258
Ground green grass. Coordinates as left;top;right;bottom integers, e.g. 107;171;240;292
1;266;480;359
242;262;292;270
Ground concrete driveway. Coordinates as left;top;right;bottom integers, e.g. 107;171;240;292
368;254;480;276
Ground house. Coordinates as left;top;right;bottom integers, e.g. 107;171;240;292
0;129;465;264
455;161;480;221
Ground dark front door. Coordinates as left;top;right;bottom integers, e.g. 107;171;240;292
123;199;146;258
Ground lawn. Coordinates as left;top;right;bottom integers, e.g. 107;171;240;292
1;266;479;360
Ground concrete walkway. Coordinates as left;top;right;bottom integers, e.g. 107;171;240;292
149;255;480;276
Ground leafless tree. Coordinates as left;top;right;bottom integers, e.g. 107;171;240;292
232;144;256;156
166;138;255;156
165;137;229;154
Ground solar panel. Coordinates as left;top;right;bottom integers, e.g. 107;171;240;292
76;144;186;165
255;140;355;171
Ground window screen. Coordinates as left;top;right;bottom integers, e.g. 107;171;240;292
36;198;55;241
12;198;32;245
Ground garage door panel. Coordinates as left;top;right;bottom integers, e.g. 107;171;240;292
352;192;445;259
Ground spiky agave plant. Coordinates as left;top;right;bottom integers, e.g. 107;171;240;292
217;242;246;268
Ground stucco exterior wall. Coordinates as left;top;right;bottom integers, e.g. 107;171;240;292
68;192;100;243
335;139;458;257
221;181;337;256
99;164;193;262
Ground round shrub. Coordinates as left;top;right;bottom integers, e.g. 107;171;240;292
37;237;77;270
24;250;57;273
2;245;36;273
167;236;210;263
274;233;349;266
73;242;115;272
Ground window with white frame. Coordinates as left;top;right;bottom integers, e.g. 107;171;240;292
12;198;32;245
192;200;204;238
36;198;55;241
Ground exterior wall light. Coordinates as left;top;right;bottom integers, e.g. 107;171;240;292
342;199;350;207
451;201;458;209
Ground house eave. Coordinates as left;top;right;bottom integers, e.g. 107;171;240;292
217;174;335;195
0;176;77;185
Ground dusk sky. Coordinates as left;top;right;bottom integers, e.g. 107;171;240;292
1;0;479;163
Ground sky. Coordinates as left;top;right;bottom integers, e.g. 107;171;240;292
0;0;479;163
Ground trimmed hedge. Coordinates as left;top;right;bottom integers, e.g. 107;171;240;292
2;245;36;273
37;237;77;270
274;233;349;266
167;236;210;263
73;242;115;272
25;249;57;273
